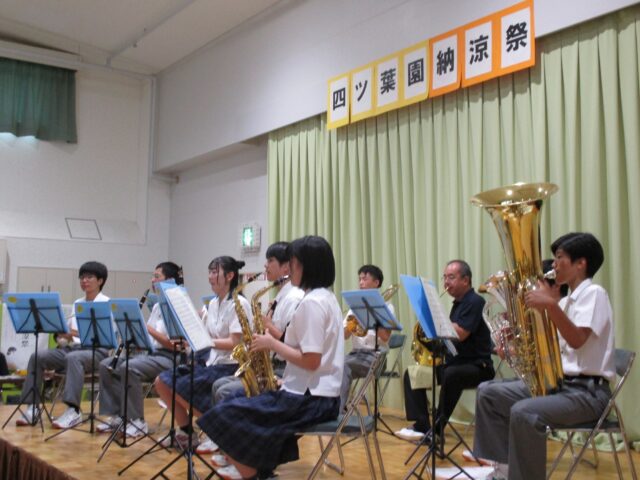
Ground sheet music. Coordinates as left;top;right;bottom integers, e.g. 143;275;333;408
421;279;458;339
164;286;211;352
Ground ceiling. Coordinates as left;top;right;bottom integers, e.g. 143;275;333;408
0;0;283;74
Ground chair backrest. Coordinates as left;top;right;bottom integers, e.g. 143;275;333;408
387;333;406;350
612;348;635;397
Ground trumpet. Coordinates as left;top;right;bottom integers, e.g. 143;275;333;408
345;284;400;336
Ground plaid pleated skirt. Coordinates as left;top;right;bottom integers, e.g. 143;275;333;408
197;389;339;471
158;362;238;414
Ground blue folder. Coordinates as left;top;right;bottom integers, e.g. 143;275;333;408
75;301;118;349
2;292;68;334
342;289;402;331
110;299;154;354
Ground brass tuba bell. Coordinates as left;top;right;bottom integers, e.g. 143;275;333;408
472;182;564;396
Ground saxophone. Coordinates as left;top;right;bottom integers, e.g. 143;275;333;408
231;274;260;397
345;283;400;336
244;276;290;395
472;182;564;396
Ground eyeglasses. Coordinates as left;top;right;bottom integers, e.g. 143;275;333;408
442;274;460;281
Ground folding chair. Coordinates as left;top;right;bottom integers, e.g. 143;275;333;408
377;333;406;406
547;348;637;480
298;350;386;480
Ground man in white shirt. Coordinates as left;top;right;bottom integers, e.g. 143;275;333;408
17;261;110;429
339;264;393;412
474;233;615;480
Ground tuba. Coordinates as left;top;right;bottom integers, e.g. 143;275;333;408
345;283;400;336
472;182;563;396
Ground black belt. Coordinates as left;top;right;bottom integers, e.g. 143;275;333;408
564;374;608;386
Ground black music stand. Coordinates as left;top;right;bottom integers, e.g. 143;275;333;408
98;298;155;461
1;293;68;431
45;300;117;441
400;275;473;480
122;281;213;479
342;288;402;437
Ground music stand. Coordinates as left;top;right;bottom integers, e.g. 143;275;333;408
400;275;473;480
98;299;156;461
1;293;68;431
121;281;213;479
342;288;402;437
45;300;117;441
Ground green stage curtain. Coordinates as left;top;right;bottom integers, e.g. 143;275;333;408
0;57;77;143
268;6;640;441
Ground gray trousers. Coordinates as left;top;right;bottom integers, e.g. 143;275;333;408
473;378;611;480
339;349;386;412
212;375;245;405
98;352;172;420
20;346;108;408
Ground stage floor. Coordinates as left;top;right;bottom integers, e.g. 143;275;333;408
0;399;636;479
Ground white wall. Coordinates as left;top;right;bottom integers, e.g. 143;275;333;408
0;68;171;292
155;0;638;172
168;141;268;303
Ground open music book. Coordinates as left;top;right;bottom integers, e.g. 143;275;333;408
400;274;459;341
157;282;211;352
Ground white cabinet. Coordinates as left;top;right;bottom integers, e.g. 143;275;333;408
17;267;76;303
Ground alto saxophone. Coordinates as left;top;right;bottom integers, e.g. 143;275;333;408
345;283;400;336
231;274;261;397
472;182;564;396
245;276;289;395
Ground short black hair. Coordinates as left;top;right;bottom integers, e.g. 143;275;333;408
209;256;245;296
288;236;335;289
156;262;184;286
78;261;108;291
266;241;291;264
551;232;604;278
447;259;472;283
358;264;383;287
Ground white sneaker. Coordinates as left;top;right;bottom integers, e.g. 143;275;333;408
394;427;425;441
216;464;242;480
96;416;120;433
478;463;508;480
196;436;219;454
124;418;148;438
15;405;40;426
210;453;229;468
52;407;82;429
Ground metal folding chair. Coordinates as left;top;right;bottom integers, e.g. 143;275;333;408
547;348;637;480
298;351;386;480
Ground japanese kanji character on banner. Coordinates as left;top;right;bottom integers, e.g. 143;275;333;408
498;1;535;74
375;54;402;114
350;65;375;123
429;29;462;97
402;41;429;106
327;74;350;129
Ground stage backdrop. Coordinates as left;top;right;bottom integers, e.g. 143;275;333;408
268;5;640;446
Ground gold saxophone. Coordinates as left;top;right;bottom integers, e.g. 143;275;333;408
244;276;288;395
231;274;261;397
345;283;400;336
472;182;564;396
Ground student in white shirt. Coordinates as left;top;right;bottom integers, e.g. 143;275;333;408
474;233;615;480
97;261;183;438
197;235;344;480
17;261;110;429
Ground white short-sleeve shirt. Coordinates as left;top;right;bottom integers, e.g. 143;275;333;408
68;292;110;345
271;282;305;332
559;278;615;383
344;303;395;350
282;288;344;397
205;293;252;366
146;303;168;350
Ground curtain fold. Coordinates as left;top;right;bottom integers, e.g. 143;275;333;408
0;57;77;143
268;6;640;440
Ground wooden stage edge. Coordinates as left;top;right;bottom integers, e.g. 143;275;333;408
0;400;637;479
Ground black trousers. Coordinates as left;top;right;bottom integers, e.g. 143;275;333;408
403;360;495;434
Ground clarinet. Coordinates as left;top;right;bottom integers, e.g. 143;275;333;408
107;288;150;372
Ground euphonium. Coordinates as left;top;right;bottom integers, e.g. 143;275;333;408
231;274;261;397
345;283;400;336
472;182;563;396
